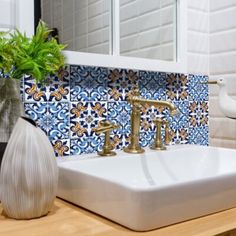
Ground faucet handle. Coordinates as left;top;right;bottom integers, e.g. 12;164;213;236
150;118;166;150
93;120;120;157
163;120;171;145
93;120;119;134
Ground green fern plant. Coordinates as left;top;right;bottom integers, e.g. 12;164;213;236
0;32;15;75
0;20;66;84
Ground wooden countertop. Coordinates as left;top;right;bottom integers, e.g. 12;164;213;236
1;198;236;236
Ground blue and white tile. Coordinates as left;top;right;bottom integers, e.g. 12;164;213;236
108;68;138;101
139;71;166;100
189;126;209;146
140;132;155;147
166;73;188;101
189;101;209;128
24;76;47;102
24;67;70;102
70;136;104;155
70;65;107;101
47;102;70;140
70;101;107;138
24;102;48;134
51;139;70;156
188;74;208;102
170;128;189;145
166;101;189;131
108;101;131;135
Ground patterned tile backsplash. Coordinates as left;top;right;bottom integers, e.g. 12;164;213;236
22;65;209;157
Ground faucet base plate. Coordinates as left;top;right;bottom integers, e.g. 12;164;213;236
123;146;145;154
150;145;166;151
97;151;117;157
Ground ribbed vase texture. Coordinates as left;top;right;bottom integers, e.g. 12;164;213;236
0;117;58;219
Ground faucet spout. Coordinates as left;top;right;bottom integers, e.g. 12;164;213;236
124;88;177;154
130;97;177;116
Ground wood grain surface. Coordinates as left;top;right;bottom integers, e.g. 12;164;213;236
1;198;236;236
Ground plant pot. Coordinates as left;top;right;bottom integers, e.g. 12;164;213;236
0;78;24;143
0;116;58;219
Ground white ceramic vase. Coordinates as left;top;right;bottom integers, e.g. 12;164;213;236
0;117;58;219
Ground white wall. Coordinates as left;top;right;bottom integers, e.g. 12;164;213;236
209;0;236;148
0;0;15;31
0;0;34;36
120;0;176;61
41;0;110;54
187;0;209;75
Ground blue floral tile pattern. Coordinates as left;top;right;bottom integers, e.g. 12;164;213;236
70;65;107;101
166;101;189;131
108;69;138;101
24;102;48;134
70;101;107;138
51;139;70;156
108;101;131;135
22;64;209;156
139;71;166;100
24;102;69;140
24;66;70;102
189;126;209;146
70;136;104;155
166;73;188;101
47;102;69;140
189;101;209;128
188;74;208;102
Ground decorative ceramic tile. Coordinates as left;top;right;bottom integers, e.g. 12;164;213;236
189;101;209;128
24;102;70;140
108;101;131;135
140;104;167;132
70;65;107;101
70;101;107;138
110;133;124;150
166;73;188;101
189;126;209;146
24;76;47;102
188;74;208;102
47;102;70;140
24;102;48;134
108;68;138;101
140;132;155;147
51;139;70;156
24;66;70;102
22;64;209;157
70;136;104;155
169;128;189;145
139;71;166;100
166;101;189;131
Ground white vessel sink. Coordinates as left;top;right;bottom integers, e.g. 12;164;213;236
57;145;236;231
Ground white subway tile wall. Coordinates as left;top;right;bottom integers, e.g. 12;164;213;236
120;0;176;61
187;0;209;74
41;0;110;54
209;0;236;148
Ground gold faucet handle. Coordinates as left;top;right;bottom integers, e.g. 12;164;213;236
151;118;166;150
163;120;171;145
93;120;120;157
93;120;120;134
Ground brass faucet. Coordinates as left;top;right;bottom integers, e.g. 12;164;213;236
123;87;177;154
93;120;120;156
151;119;171;150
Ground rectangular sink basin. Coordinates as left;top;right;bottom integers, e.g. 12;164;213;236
57;145;236;231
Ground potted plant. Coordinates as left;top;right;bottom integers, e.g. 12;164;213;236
0;20;66;219
0;20;66;153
